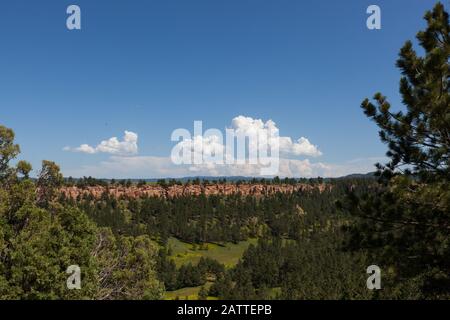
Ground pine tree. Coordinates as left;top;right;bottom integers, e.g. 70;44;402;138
341;3;450;298
198;286;208;300
361;2;449;180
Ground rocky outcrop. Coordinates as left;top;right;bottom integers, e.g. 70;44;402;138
60;183;331;200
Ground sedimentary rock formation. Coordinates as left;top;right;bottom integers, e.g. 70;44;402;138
60;183;331;199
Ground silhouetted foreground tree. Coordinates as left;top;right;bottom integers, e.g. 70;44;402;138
340;2;450;298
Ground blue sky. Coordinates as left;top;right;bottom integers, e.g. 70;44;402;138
0;0;439;178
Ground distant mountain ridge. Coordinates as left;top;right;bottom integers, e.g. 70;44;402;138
62;172;377;183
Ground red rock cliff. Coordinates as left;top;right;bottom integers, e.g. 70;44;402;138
60;183;331;199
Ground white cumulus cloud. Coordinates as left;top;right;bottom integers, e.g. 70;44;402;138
64;131;138;156
171;115;322;166
230;115;322;157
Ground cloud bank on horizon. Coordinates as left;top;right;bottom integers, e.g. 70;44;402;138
63;115;381;178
